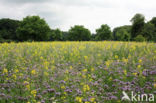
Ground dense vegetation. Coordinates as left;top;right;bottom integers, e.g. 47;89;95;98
0;13;156;42
0;41;156;103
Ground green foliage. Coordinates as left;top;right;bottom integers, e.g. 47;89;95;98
141;23;156;41
149;17;156;42
150;17;156;27
0;18;20;41
113;25;131;41
62;31;69;41
96;24;112;40
0;13;156;42
16;16;51;41
68;25;91;41
90;34;97;41
134;35;146;42
50;29;63;41
130;13;145;39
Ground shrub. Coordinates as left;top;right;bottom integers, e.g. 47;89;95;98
134;35;146;42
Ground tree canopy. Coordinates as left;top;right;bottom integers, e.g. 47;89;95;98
95;24;112;40
16;16;51;41
68;25;91;41
130;13;145;39
0;13;156;42
113;25;131;41
0;18;20;41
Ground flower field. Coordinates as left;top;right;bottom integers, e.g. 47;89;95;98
0;41;156;103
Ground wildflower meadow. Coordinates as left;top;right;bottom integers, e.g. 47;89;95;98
0;41;156;103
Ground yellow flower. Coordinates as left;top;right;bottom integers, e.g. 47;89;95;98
105;61;110;67
76;97;82;103
83;84;90;92
137;65;141;68
3;68;8;74
65;70;69;74
90;97;95;102
115;55;118;59
124;70;127;75
61;96;66;100
128;55;131;59
31;69;36;75
154;83;156;88
132;72;137;76
69;66;73;70
61;86;65;89
82;75;86;78
12;74;17;79
78;72;82;76
31;90;37;97
24;81;29;84
109;77;112;81
122;58;128;63
64;92;67;95
84;56;88;61
43;61;49;70
138;59;142;63
80;82;84;85
97;54;101;57
91;68;95;72
83;69;87;72
51;60;55;64
44;72;49;76
19;73;23;76
24;81;30;90
26;85;30;90
64;77;68;81
40;56;43;60
89;79;93;82
15;69;19;73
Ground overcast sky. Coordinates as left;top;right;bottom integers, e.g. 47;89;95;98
0;0;156;33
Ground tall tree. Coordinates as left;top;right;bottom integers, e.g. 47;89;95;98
68;25;91;41
149;17;156;41
141;23;156;41
96;24;112;40
49;29;63;41
150;17;156;27
113;25;131;41
62;31;69;41
130;13;145;39
0;18;20;41
16;16;51;41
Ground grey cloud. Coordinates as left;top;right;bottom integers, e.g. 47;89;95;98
1;0;114;8
0;0;156;32
1;0;51;4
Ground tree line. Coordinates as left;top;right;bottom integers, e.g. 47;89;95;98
0;13;156;42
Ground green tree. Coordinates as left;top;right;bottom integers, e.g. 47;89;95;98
130;13;145;39
141;23;156;41
62;31;69;41
0;18;20;41
95;24;112;40
68;25;91;41
113;25;131;41
149;17;156;41
150;17;156;27
16;16;51;41
49;29;63;41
